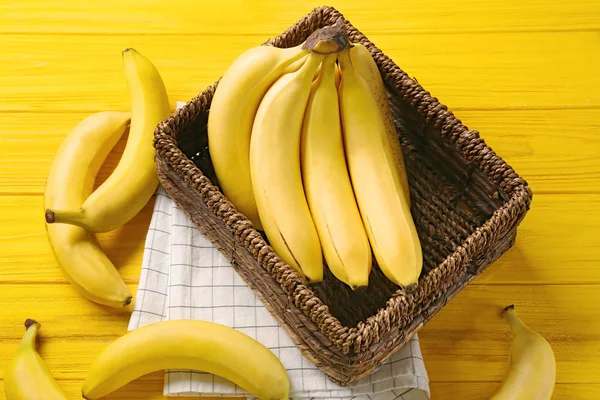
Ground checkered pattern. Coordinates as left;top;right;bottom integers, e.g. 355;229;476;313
128;104;430;398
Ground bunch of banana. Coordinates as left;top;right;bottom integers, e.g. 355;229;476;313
44;48;171;307
208;20;421;289
490;305;556;400
4;319;68;400
81;319;289;400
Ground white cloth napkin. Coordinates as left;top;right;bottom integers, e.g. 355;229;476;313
127;102;430;399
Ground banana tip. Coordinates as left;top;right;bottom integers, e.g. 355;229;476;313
502;304;515;317
122;47;136;56
124;296;133;306
44;209;55;223
25;318;39;329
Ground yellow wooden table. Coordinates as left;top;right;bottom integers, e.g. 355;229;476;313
1;1;599;399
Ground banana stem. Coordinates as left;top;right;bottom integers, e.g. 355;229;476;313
502;305;528;335
303;18;350;54
45;208;85;226
19;319;41;350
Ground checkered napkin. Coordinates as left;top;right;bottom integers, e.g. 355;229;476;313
127;187;430;399
127;103;430;399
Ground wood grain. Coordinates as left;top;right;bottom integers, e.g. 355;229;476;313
1;31;598;112
430;383;600;400
0;193;598;285
0;283;598;386
0;195;151;284
1;0;598;34
0;377;234;400
1;0;599;398
2;109;599;194
418;285;600;384
0;112;135;195
0;380;597;400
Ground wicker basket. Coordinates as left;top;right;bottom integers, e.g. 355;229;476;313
153;6;532;385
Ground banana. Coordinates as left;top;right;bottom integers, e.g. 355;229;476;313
349;43;410;205
44;111;132;308
338;49;422;287
4;319;68;400
81;319;289;400
207;43;310;231
490;305;556;400
45;48;170;233
249;52;325;282
301;54;371;289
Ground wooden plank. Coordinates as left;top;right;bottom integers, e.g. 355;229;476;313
0;376;170;400
418;284;600;384
0;378;238;400
0;113;134;194
0;195;151;284
475;193;600;284
454;109;600;195
0;380;597;400
430;382;600;400
0;284;137;343
2;109;599;194
1;31;598;112
1;0;598;34
1;192;598;285
0;283;598;385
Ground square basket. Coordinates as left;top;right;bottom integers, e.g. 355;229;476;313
152;6;532;385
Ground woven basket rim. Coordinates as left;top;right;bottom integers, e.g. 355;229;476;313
152;5;532;356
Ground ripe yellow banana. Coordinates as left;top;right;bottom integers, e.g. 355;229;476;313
45;48;170;233
338;49;422;287
4;319;68;400
349;43;410;205
490;305;556;400
81;319;289;400
301;54;371;289
207;43;310;231
249;52;325;282
44;111;132;308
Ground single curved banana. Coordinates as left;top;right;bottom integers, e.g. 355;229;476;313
45;48;170;233
301;54;371;289
249;52;325;282
490;305;556;400
81;319;289;400
338;49;422;287
4;319;68;400
207;43;310;231
44;111;132;308
349;43;410;205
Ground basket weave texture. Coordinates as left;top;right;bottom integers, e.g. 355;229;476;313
153;6;532;385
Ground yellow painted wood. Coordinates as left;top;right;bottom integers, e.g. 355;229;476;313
475;193;600;284
0;283;598;386
430;383;600;400
418;284;600;384
1;31;599;113
0;380;597;400
2;109;600;195
1;1;599;399
0;112;136;195
0;195;152;284
1;0;598;34
0;377;235;400
1;193;598;285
